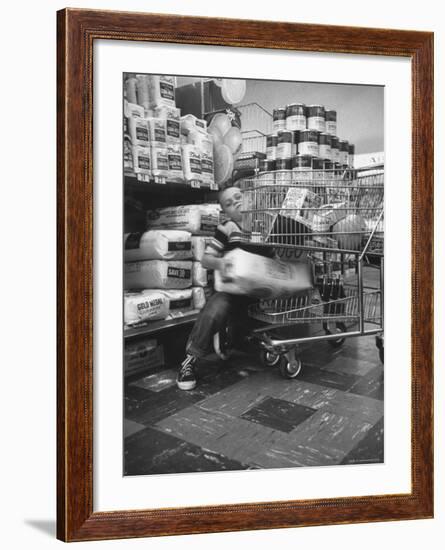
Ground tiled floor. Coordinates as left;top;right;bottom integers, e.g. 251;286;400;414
124;333;384;475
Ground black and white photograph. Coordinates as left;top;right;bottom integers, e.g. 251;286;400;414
123;74;384;476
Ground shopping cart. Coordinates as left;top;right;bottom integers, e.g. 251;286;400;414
234;164;384;378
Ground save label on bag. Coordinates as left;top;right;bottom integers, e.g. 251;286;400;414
168;266;191;279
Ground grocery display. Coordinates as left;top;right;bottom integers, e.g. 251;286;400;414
123;73;384;378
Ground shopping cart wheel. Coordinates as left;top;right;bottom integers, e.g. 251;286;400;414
376;335;384;364
324;322;347;348
213;325;234;361
279;357;302;379
260;349;281;368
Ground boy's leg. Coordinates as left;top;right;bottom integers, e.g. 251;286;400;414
186;292;238;358
177;292;238;390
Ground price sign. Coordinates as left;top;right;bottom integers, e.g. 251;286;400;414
190;180;200;189
137;173;150;183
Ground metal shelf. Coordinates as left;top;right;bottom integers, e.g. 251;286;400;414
124;173;218;194
124;311;199;340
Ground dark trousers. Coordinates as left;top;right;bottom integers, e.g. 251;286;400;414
186;292;252;359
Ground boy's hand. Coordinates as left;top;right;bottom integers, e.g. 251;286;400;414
220;257;234;282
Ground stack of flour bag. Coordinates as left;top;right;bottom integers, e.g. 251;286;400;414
124;74;215;186
124;204;220;328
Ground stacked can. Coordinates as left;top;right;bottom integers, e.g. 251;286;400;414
273;108;287;132
266;134;278;161
285;103;306;131
275;158;292;185
291;155;313;183
257;159;276;186
348;143;355;167
330;135;340;164
276;130;293;160
339;140;349;166
292;131;300;156
318;133;332;161
323;159;335;182
325;109;337;135
311;157;325;184
298;129;319;157
306;105;326;132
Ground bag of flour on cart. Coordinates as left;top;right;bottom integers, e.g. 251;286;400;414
214;248;313;299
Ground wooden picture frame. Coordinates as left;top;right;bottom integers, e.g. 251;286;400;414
57;8;434;542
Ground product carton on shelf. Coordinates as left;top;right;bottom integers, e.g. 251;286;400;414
128;117;150;147
147;75;176;109
131;146;151;178
181;144;202;185
167;143;185;183
124;100;145;119
154;106;181;144
124;338;165;375
146;117;167;147
150;146;169;180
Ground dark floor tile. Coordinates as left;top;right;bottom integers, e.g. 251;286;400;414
241;397;316;433
125;364;245;426
193;364;249;398
341;417;384;465
348;366;384;400
124;425;247;475
127;385;204;425
297;364;361;392
124;384;156;419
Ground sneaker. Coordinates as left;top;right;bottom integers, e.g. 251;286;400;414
176;355;197;390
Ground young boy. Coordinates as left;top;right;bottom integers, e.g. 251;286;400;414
176;185;275;390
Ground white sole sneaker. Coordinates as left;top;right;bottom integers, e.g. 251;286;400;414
176;379;197;391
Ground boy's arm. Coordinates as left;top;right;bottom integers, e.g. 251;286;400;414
201;253;224;271
201;223;229;272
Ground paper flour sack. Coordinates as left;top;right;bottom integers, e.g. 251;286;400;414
124;101;145;119
147;75;176;109
192;262;213;287
167;143;184;182
192;287;206;310
125;260;193;290
146;117;167;146
128;117;150;147
150;146;169;179
214;248;313;299
124;230;192;261
146;204;219;235
191;236;211;261
162;289;194;319
132;146;151;176
155;106;181;143
124;290;169;325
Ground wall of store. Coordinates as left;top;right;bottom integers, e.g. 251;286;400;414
1;1;442;550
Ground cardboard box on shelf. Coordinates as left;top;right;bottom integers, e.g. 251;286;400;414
125;339;165;375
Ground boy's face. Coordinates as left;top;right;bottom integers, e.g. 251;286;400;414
219;187;243;223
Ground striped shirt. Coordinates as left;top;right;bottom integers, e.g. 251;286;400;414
205;220;275;259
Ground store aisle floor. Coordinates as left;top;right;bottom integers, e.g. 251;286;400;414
124;333;383;475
